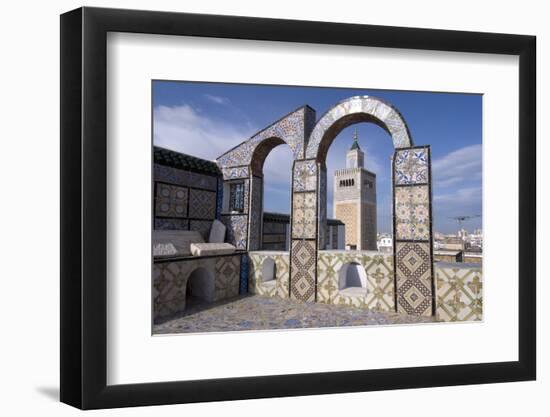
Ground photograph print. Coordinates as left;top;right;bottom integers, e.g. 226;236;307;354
151;81;483;335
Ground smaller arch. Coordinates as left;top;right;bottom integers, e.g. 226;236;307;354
249;136;287;177
187;267;215;303
261;258;276;283
338;262;368;290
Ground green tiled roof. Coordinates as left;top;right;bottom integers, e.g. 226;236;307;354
154;146;221;176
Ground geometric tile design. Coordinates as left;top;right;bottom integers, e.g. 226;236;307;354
395;185;430;240
154;218;189;230
290;239;316;302
239;253;249;294
216;178;223;220
305;96;413;159
155;183;188;218
248;251;290;298
217;106;315;168
317;251;394;312
248;176;263;251
292;192;316;239
293;159;317;192
435;263;482;322
222;166;249;180
154;164;218;191
188;189;216;219
395;242;433;316
221;214;248;250
189;220;213;241
318;167;327;249
153;255;241;321
394;147;429;185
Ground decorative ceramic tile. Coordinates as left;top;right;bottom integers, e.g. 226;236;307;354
318;168;327;249
222;166;249;180
189;220;212;241
435;263;482;322
316;251;394;312
188;189;216;219
217;106;315;168
395;242;433;316
221;214;248;250
395;185;430;240
154;218;189;230
293;160;317;192
154;164;218;191
248;176;263;250
155;183;188;218
290;239;316;302
216;178;223;220
292;192;317;239
239;254;249;294
248;251;290;298
214;255;241;300
306;96;413;159
394;147;429;185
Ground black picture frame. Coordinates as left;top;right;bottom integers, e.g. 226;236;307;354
60;6;536;410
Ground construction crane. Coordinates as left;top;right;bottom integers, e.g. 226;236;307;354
449;215;481;231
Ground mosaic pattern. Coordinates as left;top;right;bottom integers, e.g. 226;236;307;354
290;240;316;302
435;263;483;322
222;166;249;180
221;215;248;249
153;255;241;321
216;178;223;219
395;185;430;240
248;251;290;298
188;189;216;219
189;220;213;241
317;251;394;312
239;254;249;294
155;183;188;218
153;294;434;334
154;164;218;191
318;167;327;249
217;106;314;167
395;242;433;316
293;160;317;192
292;192;317;239
306;96;413;159
154;218;188;230
248;176;263;251
394;147;429;185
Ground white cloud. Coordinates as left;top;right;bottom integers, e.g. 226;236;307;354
203;94;230;105
153;104;256;160
432;144;482;188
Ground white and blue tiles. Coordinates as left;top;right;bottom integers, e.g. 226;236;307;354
394;147;429;185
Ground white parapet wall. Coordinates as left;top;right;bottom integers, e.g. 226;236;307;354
434;262;483;322
248;251;290;299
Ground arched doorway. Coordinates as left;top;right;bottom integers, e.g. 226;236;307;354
290;96;434;316
186;267;215;307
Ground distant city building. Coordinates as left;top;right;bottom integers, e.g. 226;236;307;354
377;233;393;253
333;129;377;250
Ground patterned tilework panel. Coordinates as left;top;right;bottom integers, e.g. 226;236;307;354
239;253;249;294
155;183;188;218
317;251;394;312
154;164;218;191
292;192;317;239
306;96;412;159
394;147;429;185
395;185;430;240
153;255;241;321
216;178;223;220
318;167;327;249
395;242;433;316
189;220;213;241
221;215;248;250
435;263;482;322
222;166;249;180
248;252;290;298
155;218;189;230
217;106;313;168
290;239;317;302
188;189;216;219
293;160;317;192
248;176;263;251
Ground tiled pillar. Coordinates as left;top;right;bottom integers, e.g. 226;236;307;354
392;146;435;316
289;159;319;302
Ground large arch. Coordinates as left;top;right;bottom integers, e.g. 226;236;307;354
305;95;413;161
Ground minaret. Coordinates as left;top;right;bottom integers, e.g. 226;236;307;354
333;128;377;250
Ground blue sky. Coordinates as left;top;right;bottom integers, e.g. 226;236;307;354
153;81;482;234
